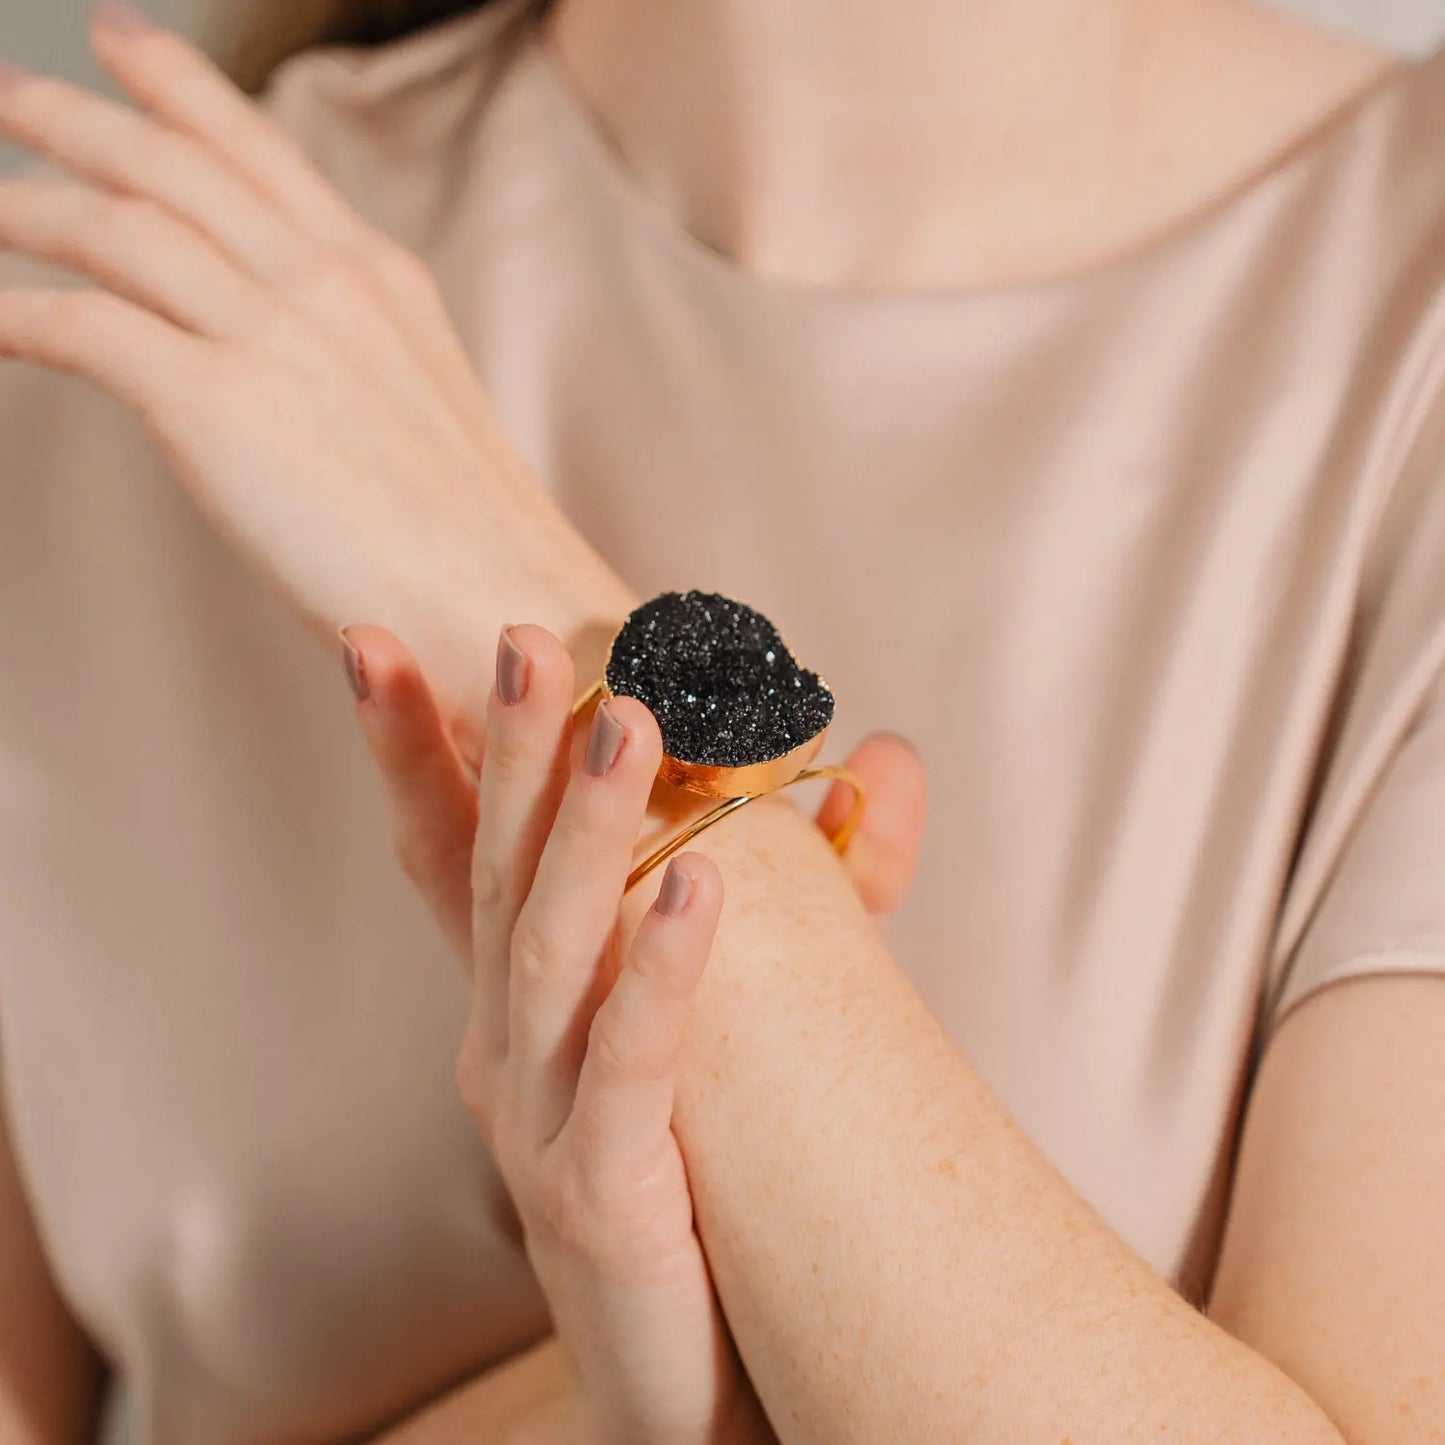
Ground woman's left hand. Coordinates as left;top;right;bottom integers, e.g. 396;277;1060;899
0;6;630;725
339;621;926;1444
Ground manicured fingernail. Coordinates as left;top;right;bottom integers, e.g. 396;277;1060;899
585;699;626;776
496;624;528;706
876;729;921;757
94;1;153;36
655;858;694;917
340;628;369;702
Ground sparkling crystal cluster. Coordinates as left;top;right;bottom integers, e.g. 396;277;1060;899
605;590;834;766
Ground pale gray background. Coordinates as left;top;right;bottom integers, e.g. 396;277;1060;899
0;0;230;172
2;0;1445;172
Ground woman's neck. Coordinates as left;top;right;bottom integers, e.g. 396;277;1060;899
545;0;1399;290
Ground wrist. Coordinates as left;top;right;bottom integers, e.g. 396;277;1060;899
392;475;636;726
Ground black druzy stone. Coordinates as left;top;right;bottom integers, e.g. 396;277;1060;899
605;591;834;768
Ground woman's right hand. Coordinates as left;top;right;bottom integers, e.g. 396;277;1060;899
339;622;927;1445
0;4;629;722
340;622;929;962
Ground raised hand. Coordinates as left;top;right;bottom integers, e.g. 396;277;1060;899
0;4;628;720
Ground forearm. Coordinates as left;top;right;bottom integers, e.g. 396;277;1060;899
369;1321;762;1445
371;1334;578;1445
620;796;1344;1445
397;501;1339;1441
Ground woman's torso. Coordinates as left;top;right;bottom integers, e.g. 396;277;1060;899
3;4;1445;1439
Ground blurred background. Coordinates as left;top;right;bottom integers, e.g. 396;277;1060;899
2;0;1445;173
0;0;233;173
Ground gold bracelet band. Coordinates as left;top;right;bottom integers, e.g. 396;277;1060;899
574;591;869;893
622;763;866;892
571;680;867;893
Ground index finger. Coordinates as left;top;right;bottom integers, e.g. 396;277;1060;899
90;3;368;245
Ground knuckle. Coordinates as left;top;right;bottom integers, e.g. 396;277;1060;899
455;1048;495;1140
486;1100;534;1184
364;234;438;298
393;827;468;892
469;853;507;915
530;1163;594;1255
392;826;432;885
508;917;555;988
485;734;542;788
554;810;604;859
285;243;374;312
585;1008;634;1083
454;1047;485;1120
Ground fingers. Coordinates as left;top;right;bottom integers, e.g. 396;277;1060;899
470;625;577;1051
507;692;664;1143
342;625;478;963
816;731;928;916
568;854;722;1186
0;63;300;279
87;7;498;445
88;3;366;246
0;32;486;450
0;285;204;417
0;178;255;335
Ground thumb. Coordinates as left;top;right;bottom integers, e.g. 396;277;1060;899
815;732;928;917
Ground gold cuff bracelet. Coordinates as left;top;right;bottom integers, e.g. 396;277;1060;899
571;590;867;892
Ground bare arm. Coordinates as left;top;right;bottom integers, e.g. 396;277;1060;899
358;631;1442;1442
0;1078;102;1444
371;1335;574;1444
1210;976;1445;1439
623;797;1356;1443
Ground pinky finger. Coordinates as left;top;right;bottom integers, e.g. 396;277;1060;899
0;285;205;418
567;854;722;1184
342;624;478;964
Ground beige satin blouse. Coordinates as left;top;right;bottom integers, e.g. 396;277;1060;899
3;4;1445;1440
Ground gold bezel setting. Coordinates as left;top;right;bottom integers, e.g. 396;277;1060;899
570;591;864;891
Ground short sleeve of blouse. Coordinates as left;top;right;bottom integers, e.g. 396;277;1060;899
1267;667;1445;1031
1264;343;1445;1035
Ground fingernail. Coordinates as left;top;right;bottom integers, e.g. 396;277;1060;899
0;63;26;93
655;858;694;917
496;625;528;706
94;1;153;36
340;628;369;702
875;729;921;757
585;699;626;776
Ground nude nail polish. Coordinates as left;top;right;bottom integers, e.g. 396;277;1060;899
496;625;528;706
94;2;154;36
655;858;694;917
585;699;626;776
340;630;369;702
